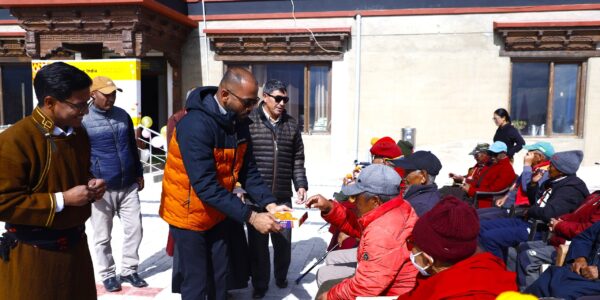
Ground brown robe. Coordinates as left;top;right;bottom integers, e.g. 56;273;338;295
0;107;96;300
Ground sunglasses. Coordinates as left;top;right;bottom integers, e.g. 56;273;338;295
265;93;290;104
225;89;260;108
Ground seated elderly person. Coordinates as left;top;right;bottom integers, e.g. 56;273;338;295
479;151;589;261
525;221;600;299
514;191;600;291
478;141;555;220
396;196;517;299
319;137;404;285
393;151;442;217
308;164;418;300
462;141;516;208
441;143;491;200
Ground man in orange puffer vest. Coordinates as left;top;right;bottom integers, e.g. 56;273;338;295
159;67;290;300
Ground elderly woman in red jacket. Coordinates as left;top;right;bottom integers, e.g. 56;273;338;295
397;196;517;300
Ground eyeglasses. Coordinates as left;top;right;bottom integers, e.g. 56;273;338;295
63;98;92;113
225;89;260;108
265;93;289;104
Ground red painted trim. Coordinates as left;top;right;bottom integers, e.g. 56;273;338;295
2;0;197;28
0;32;26;37
96;284;163;297
1;0;143;5
0;20;19;25
188;0;241;2
189;4;600;21
494;20;600;29
204;27;352;34
141;0;198;27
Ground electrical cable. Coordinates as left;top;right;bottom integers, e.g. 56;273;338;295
289;0;344;54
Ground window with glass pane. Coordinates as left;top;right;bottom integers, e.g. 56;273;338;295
1;64;33;125
510;62;549;136
226;62;331;133
510;61;582;136
552;64;578;134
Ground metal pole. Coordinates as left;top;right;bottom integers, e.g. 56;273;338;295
353;14;362;161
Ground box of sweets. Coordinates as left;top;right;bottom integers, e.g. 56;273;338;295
274;211;308;229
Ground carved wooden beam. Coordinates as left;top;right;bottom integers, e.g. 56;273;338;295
494;22;600;56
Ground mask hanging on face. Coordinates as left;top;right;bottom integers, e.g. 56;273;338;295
409;252;432;276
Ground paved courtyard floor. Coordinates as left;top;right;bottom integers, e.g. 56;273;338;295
91;178;338;300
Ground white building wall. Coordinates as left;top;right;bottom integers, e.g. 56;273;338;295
185;10;600;189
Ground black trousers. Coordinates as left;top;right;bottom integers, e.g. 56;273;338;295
170;222;229;300
247;199;292;290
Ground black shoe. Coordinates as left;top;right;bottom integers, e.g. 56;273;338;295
252;288;267;299
275;279;288;289
120;273;148;288
103;276;122;292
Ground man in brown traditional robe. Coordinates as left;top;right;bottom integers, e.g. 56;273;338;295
0;62;106;300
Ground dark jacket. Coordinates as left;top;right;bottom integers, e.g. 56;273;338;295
82;104;143;190
403;183;440;217
493;123;525;158
566;221;600;268
160;86;277;227
247;102;307;200
527;175;589;223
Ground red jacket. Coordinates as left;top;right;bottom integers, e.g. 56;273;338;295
396;252;517;300
550;191;600;247
322;196;418;299
468;157;516;197
327;201;359;251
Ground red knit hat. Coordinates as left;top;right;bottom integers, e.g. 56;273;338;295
370;137;402;159
412;196;479;264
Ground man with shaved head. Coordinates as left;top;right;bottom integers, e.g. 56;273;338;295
160;67;291;300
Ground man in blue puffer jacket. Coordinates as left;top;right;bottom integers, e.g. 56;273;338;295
82;76;147;292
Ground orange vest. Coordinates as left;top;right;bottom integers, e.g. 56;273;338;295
159;128;247;231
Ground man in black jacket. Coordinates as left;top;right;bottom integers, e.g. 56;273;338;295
392;151;442;216
247;79;308;298
479;150;589;261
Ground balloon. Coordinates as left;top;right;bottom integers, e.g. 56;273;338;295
160;126;167;138
141;129;151;139
151;136;164;149
141;116;153;128
139;149;150;163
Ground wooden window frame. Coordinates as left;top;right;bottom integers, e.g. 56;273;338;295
509;58;586;138
224;61;332;134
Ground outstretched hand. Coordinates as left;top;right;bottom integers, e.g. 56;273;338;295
306;194;333;214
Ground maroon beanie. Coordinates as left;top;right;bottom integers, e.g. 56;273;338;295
412;195;480;264
370;137;402;159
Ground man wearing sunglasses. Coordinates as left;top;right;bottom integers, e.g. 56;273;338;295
246;79;308;298
160;67;290;300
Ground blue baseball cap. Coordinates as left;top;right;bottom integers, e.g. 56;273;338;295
488;141;508;154
524;142;555;159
